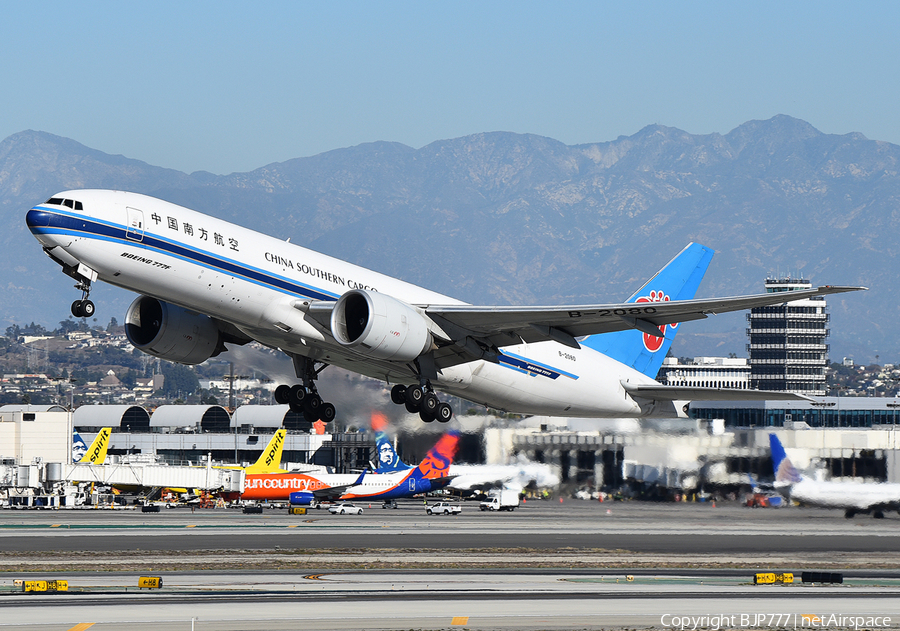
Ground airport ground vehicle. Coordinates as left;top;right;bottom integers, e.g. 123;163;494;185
328;502;363;515
480;489;520;511
426;501;462;515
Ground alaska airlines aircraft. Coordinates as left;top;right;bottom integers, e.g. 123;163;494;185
771;433;900;519
239;430;459;504
26;191;863;423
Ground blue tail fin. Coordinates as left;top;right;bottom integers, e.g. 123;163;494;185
72;430;87;463
769;433;802;483
580;242;714;378
374;431;412;473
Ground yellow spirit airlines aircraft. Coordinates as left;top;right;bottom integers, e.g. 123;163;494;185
27;191;863;423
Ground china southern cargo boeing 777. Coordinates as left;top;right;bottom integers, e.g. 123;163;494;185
26;190;863;423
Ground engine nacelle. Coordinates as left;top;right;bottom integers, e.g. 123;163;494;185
331;289;433;362
125;296;221;365
289;492;315;506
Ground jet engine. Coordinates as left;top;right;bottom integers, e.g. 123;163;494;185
289;492;315;506
330;289;433;362
125;295;222;365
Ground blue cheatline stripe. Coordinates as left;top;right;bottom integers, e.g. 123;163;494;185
29;208;340;302
498;351;579;381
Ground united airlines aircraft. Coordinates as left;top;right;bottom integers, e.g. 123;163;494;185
26;190;863;423
771;434;900;519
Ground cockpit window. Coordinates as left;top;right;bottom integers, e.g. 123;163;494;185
43;197;83;211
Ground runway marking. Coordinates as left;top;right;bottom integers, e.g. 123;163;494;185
50;524;62;528
66;624;94;631
451;617;469;625
303;574;325;581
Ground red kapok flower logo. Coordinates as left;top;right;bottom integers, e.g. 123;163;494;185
635;290;676;352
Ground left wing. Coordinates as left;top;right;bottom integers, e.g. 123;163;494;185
312;471;367;500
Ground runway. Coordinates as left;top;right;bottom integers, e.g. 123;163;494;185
1;501;899;629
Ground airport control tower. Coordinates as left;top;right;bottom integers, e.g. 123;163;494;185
746;277;829;396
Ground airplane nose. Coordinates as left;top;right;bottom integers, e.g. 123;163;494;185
25;208;51;231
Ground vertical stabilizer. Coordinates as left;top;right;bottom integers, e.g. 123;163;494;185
374;431;413;473
580;243;714;378
769;433;802;484
244;429;287;474
72;430;88;463
80;428;112;464
414;431;461;480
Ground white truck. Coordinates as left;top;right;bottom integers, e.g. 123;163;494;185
426;501;462;515
479;489;520;512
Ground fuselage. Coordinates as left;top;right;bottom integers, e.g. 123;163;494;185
26;189;661;417
785;478;900;511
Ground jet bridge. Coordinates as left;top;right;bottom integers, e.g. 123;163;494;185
6;462;245;493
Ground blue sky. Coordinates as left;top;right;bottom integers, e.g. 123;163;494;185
3;2;898;175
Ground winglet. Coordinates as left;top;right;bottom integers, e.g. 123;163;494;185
79;428;112;464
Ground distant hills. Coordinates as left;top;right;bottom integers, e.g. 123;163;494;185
1;116;895;362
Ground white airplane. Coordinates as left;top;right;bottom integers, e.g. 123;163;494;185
26;190;863;423
770;433;900;519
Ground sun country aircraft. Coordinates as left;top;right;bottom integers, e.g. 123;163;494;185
770;433;900;519
26;191;864;423
238;430;460;505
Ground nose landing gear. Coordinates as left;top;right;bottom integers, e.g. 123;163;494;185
70;279;95;318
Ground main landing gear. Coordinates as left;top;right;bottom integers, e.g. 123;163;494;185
274;356;336;424
70;278;95;318
390;383;453;423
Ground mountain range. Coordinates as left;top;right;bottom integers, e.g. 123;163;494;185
1;115;895;363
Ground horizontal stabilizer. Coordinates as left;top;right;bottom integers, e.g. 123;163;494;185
623;384;812;402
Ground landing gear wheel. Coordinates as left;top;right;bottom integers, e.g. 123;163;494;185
421;392;439;416
303;409;319;423
390;384;407;404
71;300;84;318
320;402;336;423
274;385;291;405
289;385;307;406
289;402;303;414
404;400;419;414
304;394;322;416
405;386;424;406
436;402;453;423
81;300;95;317
419;409;435;423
